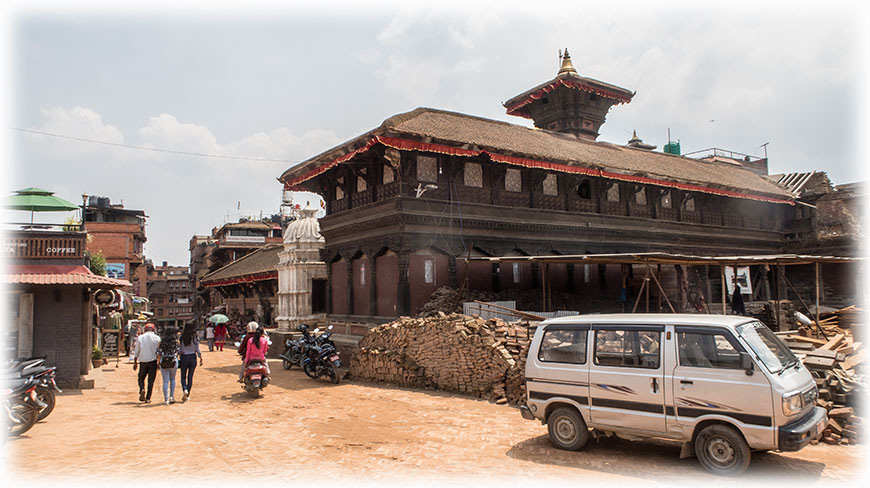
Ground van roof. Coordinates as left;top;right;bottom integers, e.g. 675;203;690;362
541;313;758;330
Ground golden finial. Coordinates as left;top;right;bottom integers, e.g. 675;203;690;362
558;48;577;75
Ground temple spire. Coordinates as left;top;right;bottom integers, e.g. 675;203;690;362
558;48;577;75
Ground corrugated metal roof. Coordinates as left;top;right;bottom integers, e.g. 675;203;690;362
5;264;132;287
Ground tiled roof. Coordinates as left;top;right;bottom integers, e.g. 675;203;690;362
5;264;131;287
280;108;792;202
201;244;282;286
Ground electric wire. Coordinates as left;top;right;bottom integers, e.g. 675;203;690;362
10;127;297;164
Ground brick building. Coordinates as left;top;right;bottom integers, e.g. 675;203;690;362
146;262;194;328
83;195;148;296
4;221;128;388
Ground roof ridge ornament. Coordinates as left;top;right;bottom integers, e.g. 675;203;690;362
558;48;577;75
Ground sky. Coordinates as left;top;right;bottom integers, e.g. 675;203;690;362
3;0;868;267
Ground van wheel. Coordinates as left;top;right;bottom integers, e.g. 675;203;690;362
547;407;588;451
694;424;750;476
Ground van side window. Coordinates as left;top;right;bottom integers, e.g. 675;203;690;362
538;329;587;364
677;332;742;369
594;329;660;369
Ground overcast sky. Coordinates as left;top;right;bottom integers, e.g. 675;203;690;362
3;1;868;267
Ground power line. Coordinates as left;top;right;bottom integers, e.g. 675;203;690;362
10;127;297;164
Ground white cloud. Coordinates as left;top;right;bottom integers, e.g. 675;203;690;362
29;106;127;159
376;55;485;102
138;113;222;155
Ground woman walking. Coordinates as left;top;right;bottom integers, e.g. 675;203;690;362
157;327;179;406
214;322;228;352
178;322;203;402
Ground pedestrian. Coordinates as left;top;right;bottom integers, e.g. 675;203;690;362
205;321;215;352
132;323;160;404
157;326;180;405
214;322;228;352
731;285;747;316
178;322;203;402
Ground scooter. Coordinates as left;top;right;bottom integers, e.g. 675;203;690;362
241;359;270;398
5;375;47;437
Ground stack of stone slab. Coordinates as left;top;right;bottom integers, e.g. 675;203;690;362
349;312;534;404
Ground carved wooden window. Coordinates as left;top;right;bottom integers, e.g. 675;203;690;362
336;177;345;200
357;175;367;192
505;168;522;192
424;258;436;284
661;191;672;208
464;162;483;188
417;155;437;182
635;187;647;205
382;164;395;184
577;179;591;199
543;174;558;196
606;183;620;202
684;195;695;212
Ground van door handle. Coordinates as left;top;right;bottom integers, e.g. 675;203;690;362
680;380;694;388
651;377;659;393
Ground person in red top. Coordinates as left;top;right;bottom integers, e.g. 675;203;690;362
214;322;228;351
239;321;270;381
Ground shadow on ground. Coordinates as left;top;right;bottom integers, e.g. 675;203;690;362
506;434;826;484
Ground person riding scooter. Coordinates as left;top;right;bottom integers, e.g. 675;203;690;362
239;321;270;382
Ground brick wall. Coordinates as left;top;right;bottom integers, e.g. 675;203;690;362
23;284;89;388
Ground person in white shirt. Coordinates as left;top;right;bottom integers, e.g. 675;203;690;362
132;323;161;403
205;322;215;352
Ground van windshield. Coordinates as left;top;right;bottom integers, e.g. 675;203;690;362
736;321;797;374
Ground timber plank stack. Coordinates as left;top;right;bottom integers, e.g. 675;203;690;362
778;306;865;446
349;312;534;404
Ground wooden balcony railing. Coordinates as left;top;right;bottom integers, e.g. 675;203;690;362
3;229;86;260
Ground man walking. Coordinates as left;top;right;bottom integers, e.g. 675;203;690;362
205;322;215;352
132;323;161;403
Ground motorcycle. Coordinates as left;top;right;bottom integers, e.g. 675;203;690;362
301;325;345;384
4;357;61;421
279;324;313;370
5;375;47;437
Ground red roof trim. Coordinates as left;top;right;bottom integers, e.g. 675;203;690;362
4;264;131;287
284;136;793;205
505;78;633;118
202;271;278;288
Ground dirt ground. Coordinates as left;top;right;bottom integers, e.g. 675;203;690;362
4;348;866;485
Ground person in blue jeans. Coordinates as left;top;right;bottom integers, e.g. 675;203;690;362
178;322;203;402
157;326;179;406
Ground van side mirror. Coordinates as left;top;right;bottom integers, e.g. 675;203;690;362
739;352;754;376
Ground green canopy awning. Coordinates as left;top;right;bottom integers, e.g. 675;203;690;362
4;187;80;225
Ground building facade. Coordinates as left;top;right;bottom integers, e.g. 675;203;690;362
278;52;798;319
146;262;194;328
83;195;148;296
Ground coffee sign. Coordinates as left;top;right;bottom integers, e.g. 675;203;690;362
95;289;116;306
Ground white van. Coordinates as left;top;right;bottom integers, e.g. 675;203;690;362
520;314;826;476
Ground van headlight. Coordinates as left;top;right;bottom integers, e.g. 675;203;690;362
782;392;803;416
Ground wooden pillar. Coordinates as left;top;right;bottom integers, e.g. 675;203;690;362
720;265;727;314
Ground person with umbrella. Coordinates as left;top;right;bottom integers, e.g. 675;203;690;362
209;314;229;352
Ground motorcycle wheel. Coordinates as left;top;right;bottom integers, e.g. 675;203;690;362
35;386;56;421
246;385;260;398
302;362;320;379
328;364;341;384
8;402;39;436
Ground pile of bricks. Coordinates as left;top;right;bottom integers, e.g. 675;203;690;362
778;306;865;445
349;312;534;404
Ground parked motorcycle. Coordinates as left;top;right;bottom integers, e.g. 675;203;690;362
280;323;313;370
5;375;47;436
301;325;345;384
5;357;61;421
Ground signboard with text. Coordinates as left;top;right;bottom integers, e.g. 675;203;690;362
105;263;126;279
